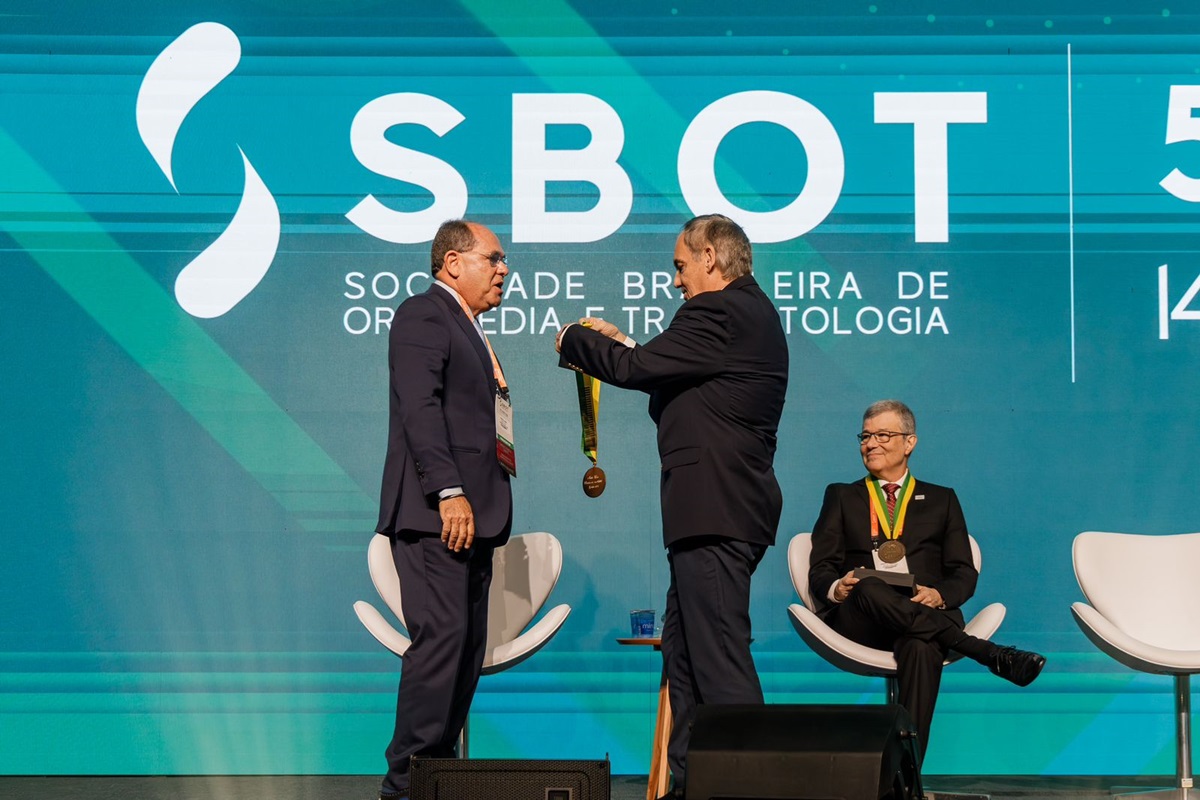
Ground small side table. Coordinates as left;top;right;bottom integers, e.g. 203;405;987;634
617;637;671;800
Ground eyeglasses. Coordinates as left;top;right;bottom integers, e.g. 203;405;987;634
856;430;912;444
467;251;508;268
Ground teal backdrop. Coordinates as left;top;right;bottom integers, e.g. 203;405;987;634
3;0;1200;776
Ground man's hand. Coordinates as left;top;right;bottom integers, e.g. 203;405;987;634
556;316;630;353
439;495;475;552
832;570;859;603
579;316;626;341
911;585;944;609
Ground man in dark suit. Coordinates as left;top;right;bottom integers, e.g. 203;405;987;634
557;214;788;799
375;219;514;800
809;399;1045;761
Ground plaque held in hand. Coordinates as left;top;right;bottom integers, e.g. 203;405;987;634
852;567;916;596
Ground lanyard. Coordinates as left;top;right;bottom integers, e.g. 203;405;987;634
448;291;508;393
867;474;914;541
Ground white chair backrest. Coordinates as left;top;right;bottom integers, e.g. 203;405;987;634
487;532;563;649
788;534;816;611
1074;531;1200;649
788;531;983;614
368;532;405;626
367;531;563;647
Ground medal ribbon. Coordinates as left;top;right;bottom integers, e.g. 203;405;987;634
575;371;601;466
867;474;914;540
449;291;508;393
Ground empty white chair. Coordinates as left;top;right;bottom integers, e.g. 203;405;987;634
1072;531;1200;800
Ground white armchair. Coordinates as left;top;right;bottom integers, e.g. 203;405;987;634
354;531;572;675
1071;531;1200;800
786;532;1007;702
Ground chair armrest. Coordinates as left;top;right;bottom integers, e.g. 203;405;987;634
1072;602;1200;674
354;600;412;658
788;603;898;676
483;604;571;676
963;602;1006;642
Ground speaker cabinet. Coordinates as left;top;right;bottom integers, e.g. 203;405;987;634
409;757;610;800
685;704;922;800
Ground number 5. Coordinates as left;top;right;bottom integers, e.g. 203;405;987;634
1161;86;1200;201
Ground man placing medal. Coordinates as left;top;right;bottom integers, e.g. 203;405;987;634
808;400;1046;765
555;215;788;800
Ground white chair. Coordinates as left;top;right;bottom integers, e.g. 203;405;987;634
355;531;572;674
354;531;572;754
786;532;1007;703
1072;531;1200;800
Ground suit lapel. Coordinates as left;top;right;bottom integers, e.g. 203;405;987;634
427;285;494;386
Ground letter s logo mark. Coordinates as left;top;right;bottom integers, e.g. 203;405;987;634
136;22;280;319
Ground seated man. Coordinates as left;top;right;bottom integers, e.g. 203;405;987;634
809;399;1045;761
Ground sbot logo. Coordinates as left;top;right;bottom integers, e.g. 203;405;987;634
132;22;994;327
136;23;280;319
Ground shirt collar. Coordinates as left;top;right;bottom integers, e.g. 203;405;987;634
433;279;471;316
873;470;909;488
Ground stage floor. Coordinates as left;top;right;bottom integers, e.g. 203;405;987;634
0;774;1176;800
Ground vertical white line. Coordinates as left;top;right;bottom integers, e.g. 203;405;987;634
1159;264;1171;340
1068;43;1077;382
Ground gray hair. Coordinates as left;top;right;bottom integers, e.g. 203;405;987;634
430;219;476;276
863;399;916;434
681;214;752;279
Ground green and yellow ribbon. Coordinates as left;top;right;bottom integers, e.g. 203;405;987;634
575;370;600;466
866;474;915;540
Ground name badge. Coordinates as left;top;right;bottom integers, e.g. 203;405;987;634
495;392;517;477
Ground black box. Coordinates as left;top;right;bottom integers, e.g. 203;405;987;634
409;756;610;800
853;567;917;595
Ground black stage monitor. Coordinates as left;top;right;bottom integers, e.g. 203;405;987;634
409;756;610;800
686;704;922;800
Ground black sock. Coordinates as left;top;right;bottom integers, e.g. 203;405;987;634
938;630;996;665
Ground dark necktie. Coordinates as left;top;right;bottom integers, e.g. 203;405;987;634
883;483;900;520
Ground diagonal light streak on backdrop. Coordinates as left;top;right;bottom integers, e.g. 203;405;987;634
460;0;817;221
0;125;373;529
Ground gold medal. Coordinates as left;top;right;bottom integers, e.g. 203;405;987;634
877;539;906;564
582;466;607;498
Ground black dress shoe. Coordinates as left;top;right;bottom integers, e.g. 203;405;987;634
989;645;1046;686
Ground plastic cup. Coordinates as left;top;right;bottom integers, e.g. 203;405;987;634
630;609;656;638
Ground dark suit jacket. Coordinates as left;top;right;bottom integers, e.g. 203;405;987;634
808;479;977;623
376;284;512;543
559;275;788;548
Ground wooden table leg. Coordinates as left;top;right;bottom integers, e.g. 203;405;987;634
647;667;672;800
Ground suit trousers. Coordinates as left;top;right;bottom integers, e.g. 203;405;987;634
662;536;768;782
382;534;495;795
825;577;963;760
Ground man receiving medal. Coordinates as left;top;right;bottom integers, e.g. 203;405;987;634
556;214;788;800
374;219;514;800
809;399;1046;763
